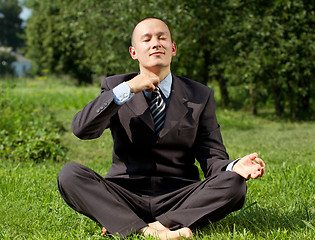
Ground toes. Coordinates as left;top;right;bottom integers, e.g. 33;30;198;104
181;227;193;238
101;227;107;236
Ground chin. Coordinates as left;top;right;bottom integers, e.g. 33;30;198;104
151;60;171;67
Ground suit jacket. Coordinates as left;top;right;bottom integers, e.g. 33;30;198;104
72;73;233;193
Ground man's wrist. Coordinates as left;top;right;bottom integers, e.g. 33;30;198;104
113;82;134;105
226;159;240;172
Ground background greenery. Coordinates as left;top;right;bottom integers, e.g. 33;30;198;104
0;0;314;239
23;0;315;119
1;0;314;118
0;0;23;50
0;77;314;239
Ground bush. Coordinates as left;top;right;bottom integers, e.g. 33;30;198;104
0;82;67;162
0;51;16;76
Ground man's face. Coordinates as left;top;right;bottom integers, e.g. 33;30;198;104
129;19;177;71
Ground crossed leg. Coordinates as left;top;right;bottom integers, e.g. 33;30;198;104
59;163;246;239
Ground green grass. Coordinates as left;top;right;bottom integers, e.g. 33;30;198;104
0;77;314;239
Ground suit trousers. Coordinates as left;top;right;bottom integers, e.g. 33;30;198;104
57;162;247;238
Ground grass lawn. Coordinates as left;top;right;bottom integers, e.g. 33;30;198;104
0;77;314;239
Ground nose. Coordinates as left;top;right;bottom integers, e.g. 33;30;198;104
152;37;161;49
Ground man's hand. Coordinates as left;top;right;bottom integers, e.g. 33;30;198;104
127;72;160;94
233;153;265;180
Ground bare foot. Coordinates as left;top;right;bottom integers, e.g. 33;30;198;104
159;228;193;239
148;221;169;231
140;221;193;239
101;227;107;236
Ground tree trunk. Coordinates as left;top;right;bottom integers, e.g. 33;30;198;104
201;49;211;86
77;71;92;85
218;76;229;108
296;77;311;120
287;81;297;120
249;84;257;115
272;86;284;116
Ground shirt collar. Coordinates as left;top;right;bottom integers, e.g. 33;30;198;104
159;71;172;99
144;71;172;99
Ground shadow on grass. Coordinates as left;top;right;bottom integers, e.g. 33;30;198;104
199;200;314;236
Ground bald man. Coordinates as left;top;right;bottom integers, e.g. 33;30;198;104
58;17;265;239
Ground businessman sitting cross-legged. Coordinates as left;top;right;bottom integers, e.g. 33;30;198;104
57;17;265;239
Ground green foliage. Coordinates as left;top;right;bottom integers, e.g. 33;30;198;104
219;0;315;119
24;0;315;119
0;50;16;75
0;0;24;49
0;80;67;162
0;77;314;239
24;0;184;83
0;100;314;239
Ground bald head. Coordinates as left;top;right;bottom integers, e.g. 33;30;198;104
131;17;172;46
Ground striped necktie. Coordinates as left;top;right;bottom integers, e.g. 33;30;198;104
148;87;166;135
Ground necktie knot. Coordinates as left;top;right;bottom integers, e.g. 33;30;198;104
150;87;161;99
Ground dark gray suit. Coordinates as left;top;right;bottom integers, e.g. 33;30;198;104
58;73;247;237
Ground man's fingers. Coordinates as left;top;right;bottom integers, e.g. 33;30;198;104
235;153;266;179
250;161;265;179
249;152;258;160
241;152;258;163
145;84;157;92
255;157;265;167
261;167;265;177
239;153;254;164
255;157;265;176
128;73;161;93
250;172;260;179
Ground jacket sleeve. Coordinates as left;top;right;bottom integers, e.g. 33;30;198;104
71;78;121;140
194;88;233;177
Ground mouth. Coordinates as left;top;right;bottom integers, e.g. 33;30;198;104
150;51;164;56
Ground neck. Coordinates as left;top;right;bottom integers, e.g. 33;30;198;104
139;65;170;82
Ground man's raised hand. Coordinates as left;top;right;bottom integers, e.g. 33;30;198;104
233;153;265;180
127;72;160;94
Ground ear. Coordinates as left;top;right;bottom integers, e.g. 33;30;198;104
129;46;138;60
172;42;177;57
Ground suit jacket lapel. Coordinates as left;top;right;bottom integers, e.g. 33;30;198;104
159;75;189;139
124;91;155;132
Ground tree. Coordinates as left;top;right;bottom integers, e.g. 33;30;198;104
179;0;234;108
220;0;315;119
25;0;186;83
0;50;16;75
0;0;23;49
24;0;314;119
